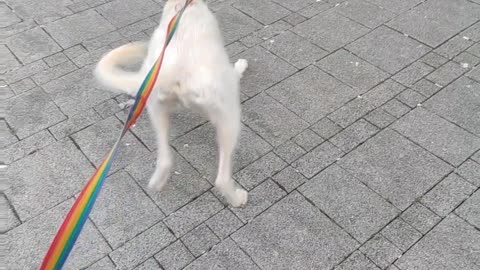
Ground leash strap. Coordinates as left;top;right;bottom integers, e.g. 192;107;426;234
40;1;194;269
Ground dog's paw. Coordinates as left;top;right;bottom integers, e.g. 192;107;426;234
228;188;248;208
234;59;248;77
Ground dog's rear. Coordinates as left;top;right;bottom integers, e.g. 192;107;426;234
94;0;249;207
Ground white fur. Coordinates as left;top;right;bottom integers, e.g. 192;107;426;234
95;0;248;207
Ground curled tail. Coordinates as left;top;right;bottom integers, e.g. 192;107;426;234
95;42;148;96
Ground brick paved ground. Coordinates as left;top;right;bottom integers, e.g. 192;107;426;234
2;0;480;269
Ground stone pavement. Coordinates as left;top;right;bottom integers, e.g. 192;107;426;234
2;0;480;269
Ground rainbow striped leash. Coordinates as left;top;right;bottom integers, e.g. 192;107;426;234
40;1;194;269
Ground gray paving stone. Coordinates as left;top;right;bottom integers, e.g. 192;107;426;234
110;222;176;270
215;5;262;44
0;59;48;84
273;140;306;164
311;117;343;139
300;165;398;243
234;151;287;190
155;240;195;270
134;258;162;270
43;52;69;67
467;43;480;57
421;173;476;217
454;52;480;69
267;65;361;124
182;224;220;257
0;44;20;74
435;35;475;59
49;109;101;140
335;0;395;28
426;61;466;87
6;199;111;270
5;139;93;221
242;93;309;147
297;1;331;18
71;116;149;173
64;44;88;59
0;129;55;165
334;251;381;270
184;238;260;270
232;179;286;223
420;52;449;68
0;194;20;233
455;190;480;229
461;22;480;42
411;78;442;97
467;65;480;82
44;9;116;48
70;45;113;68
126;150;212;215
173;123;271;181
31;60;78;85
388;0;480;47
232;192;358;270
272;0;313;12
456;159;480;187
347;26;431;74
89;171;164;248
317;49;389;93
206;208;244;240
293;10;369;51
6;27;61;64
364;0;424;13
250;20;292;43
96;0;161;28
424;77;480;136
359;234;402;269
0;120;17;150
272;166;307;192
364;108;396;129
400;202;441;234
164;192;224;237
236;46;297;97
363;79;406;107
86;256;116;270
0;3;21;28
398;90;426;109
282;13;307;26
9;78;36;95
293;129;324;151
6;88;66;139
293;141;344;178
381;218;422;251
393;62;434;87
393;107;480;166
42;66;116;116
381;99;411;118
396;214;480;270
330;119;379;153
5;0;73;24
234;0;291;25
339;129;452;210
262;31;327;69
328;97;376;128
226;41;247;57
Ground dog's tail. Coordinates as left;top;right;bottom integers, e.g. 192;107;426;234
95;42;148;96
234;59;248;78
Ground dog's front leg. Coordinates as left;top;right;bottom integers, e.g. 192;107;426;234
147;101;173;191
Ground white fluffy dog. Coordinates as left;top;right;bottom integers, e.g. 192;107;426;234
95;0;248;207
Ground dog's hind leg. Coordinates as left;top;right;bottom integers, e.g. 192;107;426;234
147;101;173;191
208;102;248;207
